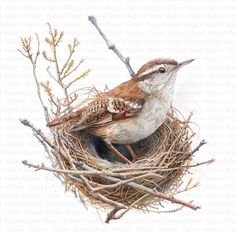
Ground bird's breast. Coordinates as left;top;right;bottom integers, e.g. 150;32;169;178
97;89;173;144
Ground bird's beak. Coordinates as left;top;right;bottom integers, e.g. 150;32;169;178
174;59;195;71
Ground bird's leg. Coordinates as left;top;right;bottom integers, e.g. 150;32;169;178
125;144;138;162
105;143;132;164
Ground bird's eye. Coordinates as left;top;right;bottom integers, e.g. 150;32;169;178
159;67;166;73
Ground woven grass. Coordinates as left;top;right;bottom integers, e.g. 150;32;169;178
38;107;204;222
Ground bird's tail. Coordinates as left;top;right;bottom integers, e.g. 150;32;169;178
47;110;82;127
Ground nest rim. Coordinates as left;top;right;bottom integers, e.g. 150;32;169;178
54;108;197;215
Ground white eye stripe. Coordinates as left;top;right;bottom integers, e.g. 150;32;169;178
138;64;167;77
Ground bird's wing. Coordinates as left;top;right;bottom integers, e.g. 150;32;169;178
47;96;144;131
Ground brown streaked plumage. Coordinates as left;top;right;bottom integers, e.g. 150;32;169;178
47;58;194;164
48;79;146;131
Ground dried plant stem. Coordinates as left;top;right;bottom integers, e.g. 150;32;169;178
21;153;214;179
91;173;163;192
20;119;54;148
18;34;49;121
22;155;199;211
22;160;107;176
47;24;70;109
77;161;199;210
112;159;212;173
79;174;126;223
21;159;161;178
191;139;207;155
32;133;63;182
88;16;135;77
125;179;198;210
40;23;90;114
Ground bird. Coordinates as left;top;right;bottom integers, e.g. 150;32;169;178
47;58;194;164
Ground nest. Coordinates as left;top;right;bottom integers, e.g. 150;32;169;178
19;24;211;223
41;108;202;222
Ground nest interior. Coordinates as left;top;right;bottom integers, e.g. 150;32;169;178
51;108;196;221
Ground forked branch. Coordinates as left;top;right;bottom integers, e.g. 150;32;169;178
42;23;90;113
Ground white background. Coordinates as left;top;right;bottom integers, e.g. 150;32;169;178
0;0;236;235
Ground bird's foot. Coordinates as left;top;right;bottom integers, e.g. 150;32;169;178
125;144;138;163
106;143;132;164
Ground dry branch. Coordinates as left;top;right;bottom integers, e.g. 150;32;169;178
20;119;54;148
75;159;200;211
191;139;207;155
18;35;49;121
88;15;135;77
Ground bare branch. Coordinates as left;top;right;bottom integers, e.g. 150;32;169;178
77;161;200;211
78;174;126;223
18;35;49;121
92;172;163;193
22;160;96;176
42;51;55;62
45;23;72;110
105;206;126;223
88;15;135;77
17;49;29;58
188;158;215;168
20;119;54;148
34;33;40;64
65;68;90;88
62;58;85;80
60;38;80;76
21;159;161;178
46;66;57;82
32;132;63;182
191;139;207;155
46;23;62;81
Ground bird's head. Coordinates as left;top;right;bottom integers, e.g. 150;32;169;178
134;58;194;94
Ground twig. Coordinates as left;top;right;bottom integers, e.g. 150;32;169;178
46;23;71;109
20;119;54;148
32;133;63;182
47;23;62;80
92;172;163;193
105;206;126;223
23;157;199;210
65;67;90;89
127;181;199;210
188;158;215;167
191;139;207;155
88;15;135;77
60;37;80;76
157;205;185;214
46;66;57;82
107;194;149;222
43;23;90;113
21;159;159;178
62;59;85;80
112;158;214;173
18;35;49;121
80;174;126;223
32;133;56;166
77;161;200;210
